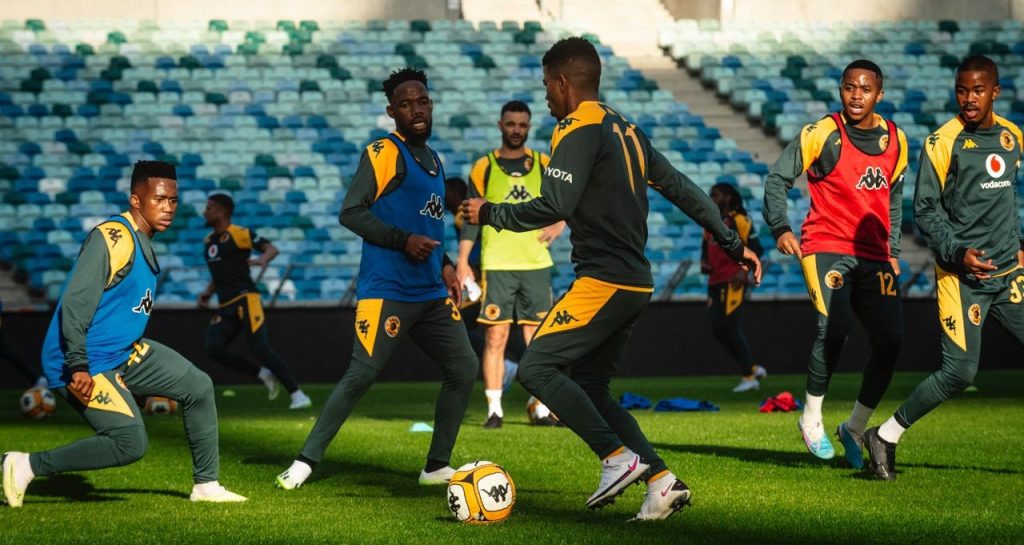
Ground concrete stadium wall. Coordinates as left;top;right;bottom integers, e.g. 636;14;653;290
0;0;458;22
2;300;1020;388
663;0;1024;21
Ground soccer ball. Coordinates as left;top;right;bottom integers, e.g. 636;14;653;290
20;387;56;419
144;396;178;416
446;461;515;524
526;396;560;425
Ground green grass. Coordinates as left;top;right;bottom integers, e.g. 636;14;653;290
2;371;1022;544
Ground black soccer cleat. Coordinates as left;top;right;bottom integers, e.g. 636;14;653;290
483;413;503;429
863;426;897;481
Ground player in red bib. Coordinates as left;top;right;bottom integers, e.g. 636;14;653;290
763;60;908;468
701;183;766;392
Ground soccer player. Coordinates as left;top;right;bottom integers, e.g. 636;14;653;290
0;298;47;388
701;183;766;392
275;68;477;490
864;56;1024;480
762;59;907;468
2;161;245;507
197;194;312;409
456;100;564;428
462;37;761;520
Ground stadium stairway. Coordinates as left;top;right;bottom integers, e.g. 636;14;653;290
460;0;546;25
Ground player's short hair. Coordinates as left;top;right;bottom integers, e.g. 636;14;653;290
711;182;747;216
542;37;602;92
130;160;176;192
382;67;428;102
842;59;884;88
208;193;234;216
501;100;531;118
956;55;999;83
443;177;467;214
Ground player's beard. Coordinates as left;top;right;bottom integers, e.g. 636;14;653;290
502;133;526;151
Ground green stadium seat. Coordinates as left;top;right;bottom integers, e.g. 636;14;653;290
277;20;296;32
209;19;229;32
299;20;319;32
410;20;431;33
25;19;45;31
107;31;126;44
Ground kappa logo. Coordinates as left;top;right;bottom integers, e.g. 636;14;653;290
545;166;573;184
943;315;957;334
481;483;510;503
557;116;579;131
384;316;401;337
371;140;386;157
805;122;818;134
106;227;123;246
447;491;462;514
1000;129;1015;151
91;391;113;405
132;288;154;315
550;309;579;326
419;193;444;219
927;133;940;151
985;153;1006;179
968;304;982;326
505;184;532;201
856;166;889;190
962;138;978;150
357;318;370;338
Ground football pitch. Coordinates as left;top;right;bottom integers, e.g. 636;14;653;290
1;371;1021;545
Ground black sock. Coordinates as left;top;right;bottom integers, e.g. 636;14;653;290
424;459;449;473
297;454;317;468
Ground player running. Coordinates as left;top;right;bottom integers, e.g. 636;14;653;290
463;37;761;520
864;56;1024;480
2;161;246;507
763;59;908;468
198;193;312;409
457;100;563;428
275;68;477;490
701;183;766;393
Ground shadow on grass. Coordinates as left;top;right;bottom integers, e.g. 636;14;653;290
653;442;1023;475
28;474;189;502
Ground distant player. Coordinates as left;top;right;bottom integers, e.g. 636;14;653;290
700;183;765;392
463;38;761;520
198;194;312;409
763;59;907;468
457;100;564;428
2;161;245;507
275;68;477;490
865;56;1024;480
0;298;47;388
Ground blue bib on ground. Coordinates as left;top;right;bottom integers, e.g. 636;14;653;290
41;215;158;387
357;135;448;302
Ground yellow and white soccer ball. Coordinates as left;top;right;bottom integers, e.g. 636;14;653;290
20;387;56;419
144;396;178;416
447;461;515;524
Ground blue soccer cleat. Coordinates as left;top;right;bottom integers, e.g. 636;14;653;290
836;422;865;469
797;419;835;460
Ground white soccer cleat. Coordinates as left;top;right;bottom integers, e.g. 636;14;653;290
586;448;649;509
752;365;768;380
275;460;312;490
732;377;760;393
289;390;312;410
2;452;33;508
634;472;692;521
418;465;455;486
258;367;281;401
34;376;49;389
189;481;247;502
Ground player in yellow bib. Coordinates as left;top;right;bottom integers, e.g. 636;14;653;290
457;101;565;428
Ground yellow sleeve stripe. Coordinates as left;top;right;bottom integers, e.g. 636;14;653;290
469;156;489;197
227;225;252;250
551;101;606;154
97;221;135;288
798;115;838;174
733;213;753;244
926;117;964;190
894;127;909;181
366;138;400;200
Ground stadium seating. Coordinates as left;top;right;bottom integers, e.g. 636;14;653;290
2;18;782;303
